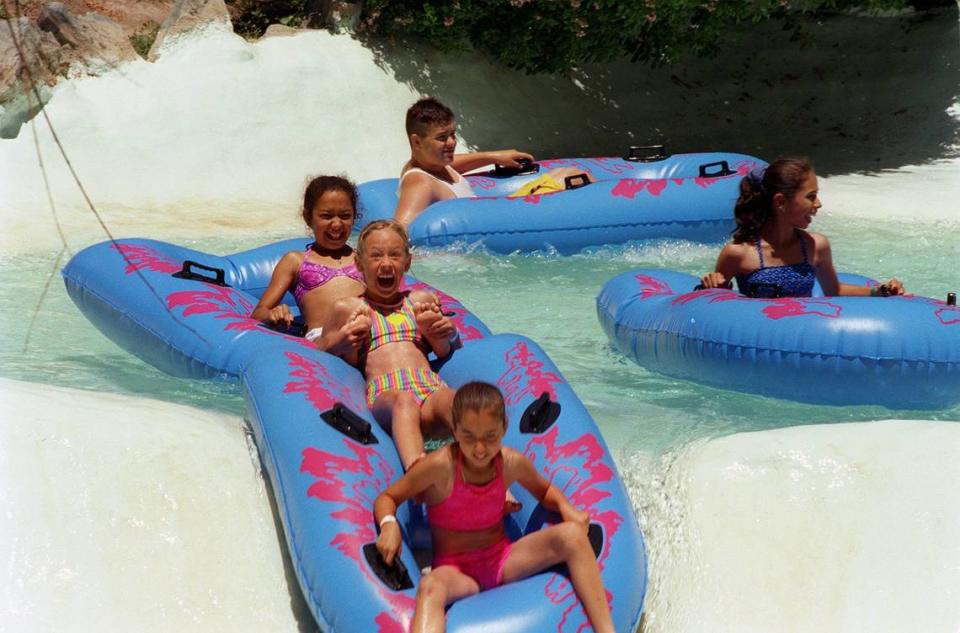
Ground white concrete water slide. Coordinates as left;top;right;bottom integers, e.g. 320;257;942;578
2;19;959;633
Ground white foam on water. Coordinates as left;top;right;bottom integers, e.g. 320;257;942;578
823;159;960;223
3;25;958;257
822;95;960;224
0;378;308;632
628;421;960;633
0;30;444;254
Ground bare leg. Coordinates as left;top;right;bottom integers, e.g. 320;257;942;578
371;391;424;470
500;522;614;633
411;566;480;633
420;386;455;437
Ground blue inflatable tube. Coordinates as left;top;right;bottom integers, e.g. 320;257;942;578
596;268;960;409
60;238;490;380
357;151;765;254
63;238;647;632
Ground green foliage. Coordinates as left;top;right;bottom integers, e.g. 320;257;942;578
129;22;160;59
219;0;917;71
226;0;310;38
358;0;908;74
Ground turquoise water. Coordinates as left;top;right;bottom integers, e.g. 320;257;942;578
3;211;958;458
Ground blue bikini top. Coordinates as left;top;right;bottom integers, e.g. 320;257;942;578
736;233;816;298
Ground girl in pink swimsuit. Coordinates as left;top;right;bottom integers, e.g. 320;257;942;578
251;175;364;342
373;382;615;633
320;220;457;470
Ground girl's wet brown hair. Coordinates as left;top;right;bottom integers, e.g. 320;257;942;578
356;219;411;259
301;175;360;227
452;381;507;430
732;158;814;243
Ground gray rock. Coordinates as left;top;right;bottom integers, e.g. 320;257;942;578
147;0;232;62
1;5;138;138
37;2;138;74
262;24;301;39
0;18;62;138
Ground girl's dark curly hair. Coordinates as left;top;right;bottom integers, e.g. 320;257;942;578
732;158;813;243
301;175;361;227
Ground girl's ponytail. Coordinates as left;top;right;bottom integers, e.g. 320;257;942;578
731;158;813;243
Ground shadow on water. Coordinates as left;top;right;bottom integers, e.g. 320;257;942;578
360;6;959;175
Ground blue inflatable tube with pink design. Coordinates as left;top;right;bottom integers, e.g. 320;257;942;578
596;268;960;409
357;150;766;254
62;238;647;632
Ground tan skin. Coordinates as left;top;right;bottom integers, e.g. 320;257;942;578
374;407;614;633
319;227;457;470
700;171;905;297
251;189;363;335
394;120;535;227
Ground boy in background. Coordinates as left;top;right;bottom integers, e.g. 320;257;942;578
394;97;533;227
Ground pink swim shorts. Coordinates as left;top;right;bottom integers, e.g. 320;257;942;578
432;537;513;591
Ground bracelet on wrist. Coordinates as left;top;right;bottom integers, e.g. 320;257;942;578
378;514;397;529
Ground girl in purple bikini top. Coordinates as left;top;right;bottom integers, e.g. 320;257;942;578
293;243;363;304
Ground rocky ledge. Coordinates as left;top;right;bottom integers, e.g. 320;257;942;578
0;0;270;138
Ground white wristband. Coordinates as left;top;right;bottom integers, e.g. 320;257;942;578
304;327;323;343
379;514;397;529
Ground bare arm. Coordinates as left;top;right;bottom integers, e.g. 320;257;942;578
810;233;904;296
809;233;844;296
250;252;300;327
837;279;905;296
450;149;534;174
504;448;589;529
394;172;438;227
373;453;447;565
700;243;743;289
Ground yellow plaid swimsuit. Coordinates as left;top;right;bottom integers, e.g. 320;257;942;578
366;367;446;408
364;294;448;407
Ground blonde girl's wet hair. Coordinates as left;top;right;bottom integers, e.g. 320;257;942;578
452;381;507;430
356;220;411;259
